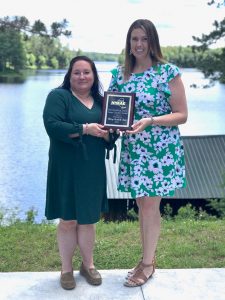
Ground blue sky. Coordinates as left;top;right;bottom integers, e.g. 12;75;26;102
1;0;224;53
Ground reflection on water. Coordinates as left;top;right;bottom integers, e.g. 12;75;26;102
0;62;225;222
179;69;225;136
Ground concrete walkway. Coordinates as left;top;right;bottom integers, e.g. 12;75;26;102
0;268;225;300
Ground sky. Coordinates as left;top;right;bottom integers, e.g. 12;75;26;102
1;0;224;54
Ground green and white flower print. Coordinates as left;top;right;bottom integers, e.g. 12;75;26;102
108;63;186;198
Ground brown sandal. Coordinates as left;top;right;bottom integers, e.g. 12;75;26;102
126;259;143;279
124;260;155;287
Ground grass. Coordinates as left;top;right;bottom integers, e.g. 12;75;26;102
0;219;225;272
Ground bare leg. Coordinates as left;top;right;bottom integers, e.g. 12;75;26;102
77;224;95;268
138;196;161;277
126;200;144;275
125;196;161;285
57;219;77;273
136;198;144;254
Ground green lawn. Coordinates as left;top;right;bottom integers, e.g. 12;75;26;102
0;219;225;272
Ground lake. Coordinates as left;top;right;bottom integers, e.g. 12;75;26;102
0;61;225;223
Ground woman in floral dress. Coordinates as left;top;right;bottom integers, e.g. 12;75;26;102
108;19;188;287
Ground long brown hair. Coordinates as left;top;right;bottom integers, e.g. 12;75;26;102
124;19;165;81
60;56;103;103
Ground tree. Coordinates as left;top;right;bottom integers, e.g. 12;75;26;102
207;0;225;7
192;1;225;83
0;16;72;72
0;16;30;33
0;16;71;39
50;19;71;38
0;28;26;72
26;53;36;68
118;49;125;65
31;20;47;36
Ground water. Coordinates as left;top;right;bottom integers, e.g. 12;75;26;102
0;62;225;222
179;69;225;136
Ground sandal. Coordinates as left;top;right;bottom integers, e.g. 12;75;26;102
124;260;155;287
126;256;155;279
126;259;143;279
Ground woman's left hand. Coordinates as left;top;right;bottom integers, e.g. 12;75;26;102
126;118;152;134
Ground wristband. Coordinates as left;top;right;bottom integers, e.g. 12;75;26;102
149;115;154;125
86;123;89;135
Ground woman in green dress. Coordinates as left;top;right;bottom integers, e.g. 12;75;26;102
108;19;188;287
43;56;117;289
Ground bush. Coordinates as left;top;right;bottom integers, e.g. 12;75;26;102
174;203;197;220
162;203;173;220
127;208;138;221
197;207;217;220
206;198;225;218
0;205;21;226
25;207;38;224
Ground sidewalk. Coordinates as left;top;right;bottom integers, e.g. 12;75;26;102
0;268;225;300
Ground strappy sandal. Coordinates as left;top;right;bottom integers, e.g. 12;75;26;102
126;259;143;279
126;256;156;279
124;260;155;287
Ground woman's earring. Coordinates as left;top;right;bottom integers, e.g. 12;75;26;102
129;49;132;55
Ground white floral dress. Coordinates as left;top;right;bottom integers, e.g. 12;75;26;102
108;63;186;198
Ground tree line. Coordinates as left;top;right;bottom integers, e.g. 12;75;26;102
0;16;119;73
0;16;73;72
0;1;224;84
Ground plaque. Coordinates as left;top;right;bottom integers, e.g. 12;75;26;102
102;91;135;130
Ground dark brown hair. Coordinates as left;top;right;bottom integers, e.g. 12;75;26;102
60;55;103;103
124;19;165;80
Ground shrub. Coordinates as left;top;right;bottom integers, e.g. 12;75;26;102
162;203;173;220
127;208;138;221
25;207;38;224
174;203;197;220
206;198;225;218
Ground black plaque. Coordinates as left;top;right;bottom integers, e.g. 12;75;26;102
102;91;135;130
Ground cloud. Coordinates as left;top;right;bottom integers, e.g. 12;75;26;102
128;0;144;3
1;0;225;53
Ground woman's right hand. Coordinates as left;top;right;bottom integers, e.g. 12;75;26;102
86;123;108;137
126;118;152;134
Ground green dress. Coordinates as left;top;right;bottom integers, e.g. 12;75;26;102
43;88;111;224
108;63;186;198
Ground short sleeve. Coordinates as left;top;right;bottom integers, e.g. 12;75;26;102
166;64;181;82
156;64;181;97
108;67;120;92
111;68;118;78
